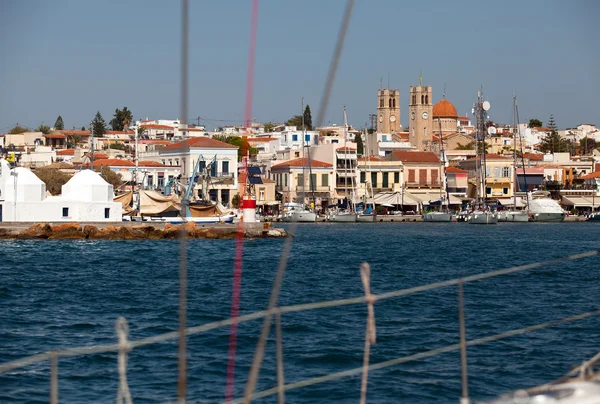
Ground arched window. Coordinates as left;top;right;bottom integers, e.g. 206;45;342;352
425;95;429;104
380;98;384;108
412;94;416;105
389;98;392;108
421;95;424;104
392;98;396;108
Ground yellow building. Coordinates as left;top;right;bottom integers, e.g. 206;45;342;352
459;154;514;200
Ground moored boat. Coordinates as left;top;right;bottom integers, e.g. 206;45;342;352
497;210;529;222
423;211;452;222
529;198;566;222
468;210;498;224
282;202;317;223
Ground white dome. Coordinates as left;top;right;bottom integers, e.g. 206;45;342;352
2;166;46;202
62;169;114;202
10;167;45;186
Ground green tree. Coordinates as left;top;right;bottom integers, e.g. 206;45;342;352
8;125;28;134
36;124;52;134
213;135;257;161
538;114;568;153
528;118;543;128
34;168;71;195
580;138;597;155
455;142;475;150
91;111;107;137
303;104;313;130
231;193;241;208
81;126;86;131
285;115;304;129
263;122;276;133
96;166;123;189
66;134;82;148
54;115;64;130
110;107;133;131
354;132;364;155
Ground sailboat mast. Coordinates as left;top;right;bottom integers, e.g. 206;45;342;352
343;106;348;207
438;118;449;211
512;96;518;209
301;97;306;206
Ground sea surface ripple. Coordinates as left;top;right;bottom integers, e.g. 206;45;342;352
1;222;599;403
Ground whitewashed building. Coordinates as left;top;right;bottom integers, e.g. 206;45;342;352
156;137;239;205
0;159;121;222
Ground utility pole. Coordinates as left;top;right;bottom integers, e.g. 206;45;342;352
90;122;94;166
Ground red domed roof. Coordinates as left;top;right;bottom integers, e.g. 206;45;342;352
432;99;458;118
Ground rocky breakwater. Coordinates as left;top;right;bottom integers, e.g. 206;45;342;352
0;222;288;240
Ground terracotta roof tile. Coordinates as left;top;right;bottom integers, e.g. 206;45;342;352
58;130;91;136
358;155;385;162
56;149;75;155
446;166;468;173
84;158;135;167
138;161;167;167
140;124;174;130
106;130;135;135
272;157;332;169
523;153;544;160
247;137;278;142
336;146;356;151
44;133;66;139
389;151;440;163
432;99;458;118
581;171;600;179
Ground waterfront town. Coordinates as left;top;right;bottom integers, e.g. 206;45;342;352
1;84;599;224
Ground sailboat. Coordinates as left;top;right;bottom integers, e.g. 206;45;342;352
282;98;317;223
328;106;358;222
468;89;498;224
424;117;452;222
498;96;529;222
357;126;377;222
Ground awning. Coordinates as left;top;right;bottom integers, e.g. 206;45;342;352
497;197;526;208
561;195;596;207
409;192;445;205
373;191;420;206
448;195;464;205
257;200;280;206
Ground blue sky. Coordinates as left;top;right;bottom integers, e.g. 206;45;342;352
1;0;598;132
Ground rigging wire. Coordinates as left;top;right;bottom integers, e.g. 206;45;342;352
226;0;259;402
242;1;355;402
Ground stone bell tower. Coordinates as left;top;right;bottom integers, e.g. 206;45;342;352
408;85;433;151
376;89;401;134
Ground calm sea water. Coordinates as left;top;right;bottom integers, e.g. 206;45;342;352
1;222;599;403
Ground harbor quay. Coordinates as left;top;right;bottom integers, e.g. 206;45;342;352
0;221;287;239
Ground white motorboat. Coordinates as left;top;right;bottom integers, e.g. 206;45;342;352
529;197;566;222
282;202;317;223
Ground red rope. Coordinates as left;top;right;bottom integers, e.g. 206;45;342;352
225;0;259;401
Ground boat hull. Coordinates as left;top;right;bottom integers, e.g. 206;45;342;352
497;211;530;222
530;212;565;222
357;213;377;222
282;211;317;223
468;212;498;224
328;213;358;222
423;212;452;222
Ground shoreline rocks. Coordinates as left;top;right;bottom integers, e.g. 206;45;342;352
1;222;288;240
